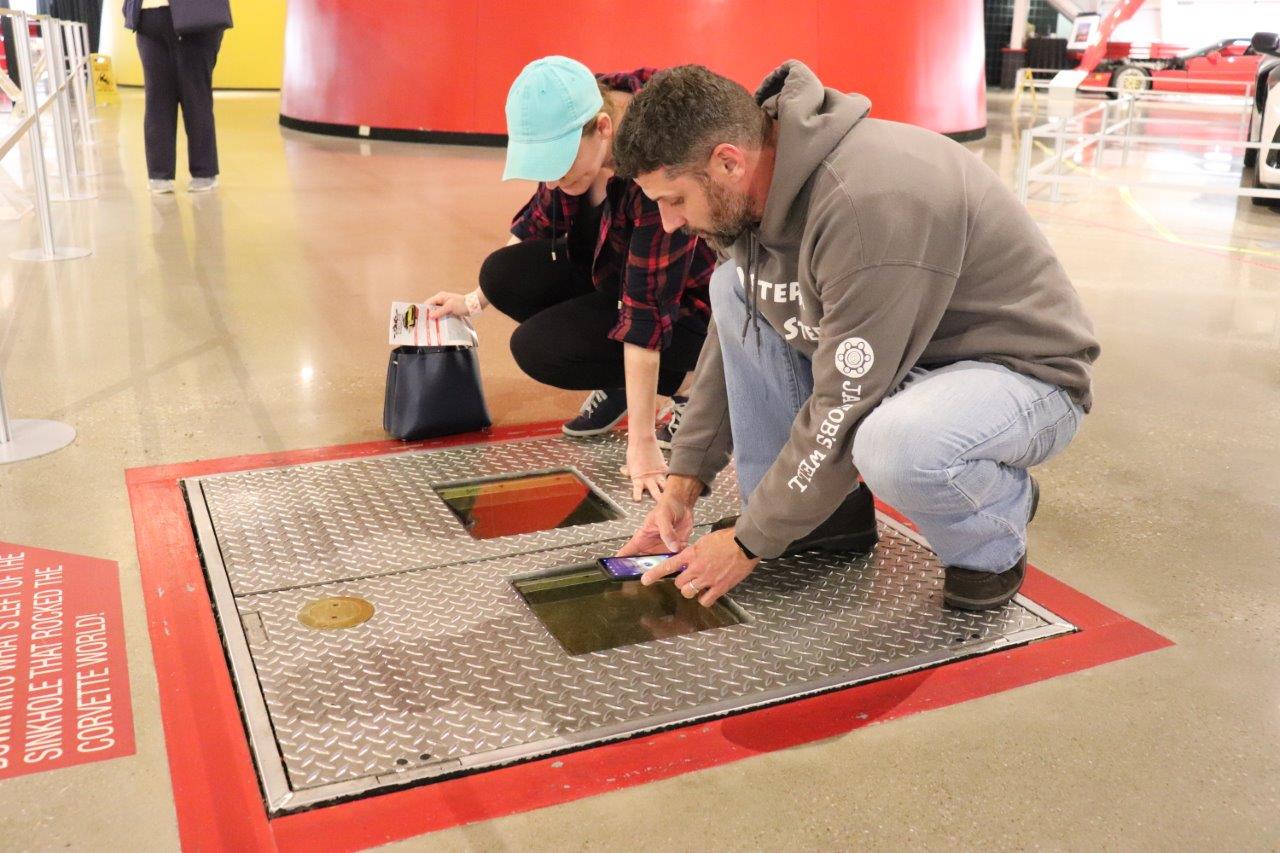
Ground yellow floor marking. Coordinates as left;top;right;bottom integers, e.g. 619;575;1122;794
1028;139;1280;259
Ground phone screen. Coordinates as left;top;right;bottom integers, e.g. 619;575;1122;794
598;554;678;580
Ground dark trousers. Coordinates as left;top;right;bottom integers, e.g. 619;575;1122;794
479;239;706;396
135;7;222;179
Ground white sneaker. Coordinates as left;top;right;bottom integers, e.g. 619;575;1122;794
149;179;175;194
188;176;219;193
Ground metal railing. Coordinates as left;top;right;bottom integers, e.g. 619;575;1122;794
0;9;96;259
0;8;91;463
1015;94;1280;204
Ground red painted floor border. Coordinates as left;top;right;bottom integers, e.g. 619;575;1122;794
125;422;1172;853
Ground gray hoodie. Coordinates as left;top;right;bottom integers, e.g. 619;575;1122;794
668;61;1100;560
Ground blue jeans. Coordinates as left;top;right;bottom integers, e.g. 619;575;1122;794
710;263;1084;572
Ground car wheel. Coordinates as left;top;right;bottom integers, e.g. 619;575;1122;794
1110;65;1151;99
1250;160;1280;208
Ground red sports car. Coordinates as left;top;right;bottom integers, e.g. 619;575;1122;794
1083;38;1265;97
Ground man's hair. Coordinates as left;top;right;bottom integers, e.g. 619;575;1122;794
613;65;768;178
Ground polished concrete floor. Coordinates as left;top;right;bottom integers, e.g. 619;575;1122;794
0;89;1276;850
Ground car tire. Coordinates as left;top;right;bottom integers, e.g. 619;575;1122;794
1244;110;1258;169
1250;161;1280;208
1109;65;1151;99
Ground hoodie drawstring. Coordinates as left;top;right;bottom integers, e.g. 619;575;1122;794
740;233;763;351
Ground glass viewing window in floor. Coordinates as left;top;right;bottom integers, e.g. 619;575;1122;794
514;564;744;655
435;470;620;540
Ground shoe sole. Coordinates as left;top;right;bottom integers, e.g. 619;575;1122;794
944;565;1026;611
561;410;627;438
944;578;1024;611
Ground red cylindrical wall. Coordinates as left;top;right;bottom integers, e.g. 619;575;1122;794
281;0;986;138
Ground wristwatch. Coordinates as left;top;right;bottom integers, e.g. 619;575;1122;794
464;289;484;316
733;534;758;560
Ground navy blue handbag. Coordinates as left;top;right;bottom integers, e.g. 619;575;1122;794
383;346;492;441
168;0;233;34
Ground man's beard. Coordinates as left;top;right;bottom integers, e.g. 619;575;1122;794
683;179;753;252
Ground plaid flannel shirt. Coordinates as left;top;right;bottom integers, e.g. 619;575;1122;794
509;69;714;351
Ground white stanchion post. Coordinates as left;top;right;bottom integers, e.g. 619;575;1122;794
1097;100;1110;165
64;21;98;177
38;18;74;203
1050;117;1065;202
0;371;77;464
8;11;90;260
0;20;79;462
66;23;91;141
0;374;10;444
1122;95;1137;167
80;25;97;110
1017;126;1034;203
41;17;92;201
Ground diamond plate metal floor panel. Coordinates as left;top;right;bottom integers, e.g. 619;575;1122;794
184;435;1074;814
196;434;741;595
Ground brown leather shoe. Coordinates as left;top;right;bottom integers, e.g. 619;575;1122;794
944;476;1037;611
944;552;1027;611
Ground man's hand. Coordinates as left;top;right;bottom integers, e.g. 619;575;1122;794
616;475;701;555
621;433;668;501
641;527;760;608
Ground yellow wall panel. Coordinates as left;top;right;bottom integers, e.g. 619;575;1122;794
107;1;285;90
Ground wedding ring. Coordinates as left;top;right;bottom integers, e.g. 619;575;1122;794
684;580;700;595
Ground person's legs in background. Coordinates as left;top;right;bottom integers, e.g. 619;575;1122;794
135;8;180;188
174;24;224;187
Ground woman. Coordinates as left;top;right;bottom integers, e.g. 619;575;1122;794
122;0;231;193
428;57;715;501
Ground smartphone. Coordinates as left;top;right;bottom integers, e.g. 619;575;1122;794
598;553;679;580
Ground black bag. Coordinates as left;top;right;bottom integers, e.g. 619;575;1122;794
383;346;491;441
168;0;233;34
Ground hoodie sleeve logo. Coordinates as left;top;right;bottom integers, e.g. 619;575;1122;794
835;337;874;378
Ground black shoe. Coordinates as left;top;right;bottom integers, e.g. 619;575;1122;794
655;395;688;450
944;552;1026;611
562;389;627;437
712;484;879;557
944;475;1037;611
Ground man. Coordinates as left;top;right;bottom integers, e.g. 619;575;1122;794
612;61;1099;611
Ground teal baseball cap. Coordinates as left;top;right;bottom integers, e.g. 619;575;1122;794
503;56;604;182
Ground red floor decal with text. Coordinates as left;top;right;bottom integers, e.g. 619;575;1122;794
0;543;134;780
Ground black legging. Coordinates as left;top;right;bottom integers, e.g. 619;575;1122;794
479;239;705;396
